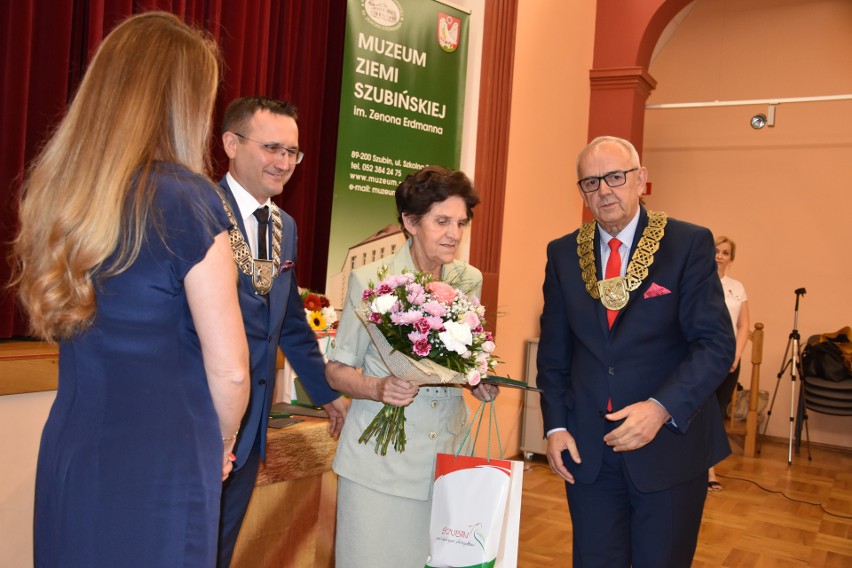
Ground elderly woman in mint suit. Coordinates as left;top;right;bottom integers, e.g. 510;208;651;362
326;166;499;568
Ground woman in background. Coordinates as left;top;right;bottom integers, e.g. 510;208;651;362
708;235;750;491
326;166;499;567
12;12;249;566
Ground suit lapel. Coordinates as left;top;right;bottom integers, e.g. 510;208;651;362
219;179;249;243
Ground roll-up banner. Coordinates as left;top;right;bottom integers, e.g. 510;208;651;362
325;0;470;308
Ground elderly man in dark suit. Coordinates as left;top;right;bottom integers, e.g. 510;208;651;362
537;136;735;567
215;96;349;567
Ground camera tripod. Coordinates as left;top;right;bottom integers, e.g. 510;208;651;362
759;287;806;464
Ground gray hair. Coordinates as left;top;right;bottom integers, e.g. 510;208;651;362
576;136;641;177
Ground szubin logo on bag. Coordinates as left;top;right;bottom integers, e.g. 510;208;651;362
441;522;486;550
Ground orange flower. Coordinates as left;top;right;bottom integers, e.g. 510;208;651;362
425;281;457;304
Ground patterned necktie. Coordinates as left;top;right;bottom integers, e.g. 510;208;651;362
253;206;269;260
605;238;623;328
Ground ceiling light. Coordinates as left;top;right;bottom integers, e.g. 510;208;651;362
750;114;767;129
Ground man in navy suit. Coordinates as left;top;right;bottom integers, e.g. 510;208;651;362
215;96;349;567
537;136;735;567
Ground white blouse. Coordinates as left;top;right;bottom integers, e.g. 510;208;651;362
720;275;747;338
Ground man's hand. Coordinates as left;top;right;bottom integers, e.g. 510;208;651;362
603;400;669;452
322;396;351;437
546;430;581;484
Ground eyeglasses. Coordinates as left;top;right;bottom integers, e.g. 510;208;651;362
234;133;304;164
577;168;638;193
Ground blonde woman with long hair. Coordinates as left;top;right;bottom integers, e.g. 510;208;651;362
12;12;249;566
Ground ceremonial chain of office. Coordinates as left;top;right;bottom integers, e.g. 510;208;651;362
577;210;668;310
217;191;283;295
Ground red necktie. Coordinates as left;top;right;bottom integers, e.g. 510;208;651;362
605;238;622;329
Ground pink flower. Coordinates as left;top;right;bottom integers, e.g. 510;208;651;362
467;370;481;386
426;316;444;330
369;312;383;324
413;338;432;357
460;311;480;329
481;340;496;353
426;281;457;304
414;318;431;334
422;301;447;317
408;331;427;343
406;284;426;305
391;273;414;287
401;309;424;324
376;283;393;295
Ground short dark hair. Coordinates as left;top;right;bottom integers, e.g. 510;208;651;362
222;96;298;134
395;166;480;237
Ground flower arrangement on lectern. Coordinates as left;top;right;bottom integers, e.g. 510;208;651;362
301;290;338;333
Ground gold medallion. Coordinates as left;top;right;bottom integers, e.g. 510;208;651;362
598;276;629;310
577;210;668;310
252;260;274;295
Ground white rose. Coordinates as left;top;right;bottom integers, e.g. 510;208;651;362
370;294;397;314
438;321;473;354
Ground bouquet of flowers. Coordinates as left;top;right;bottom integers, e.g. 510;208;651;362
301;290;338;332
357;266;500;455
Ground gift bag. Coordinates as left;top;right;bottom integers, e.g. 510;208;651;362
497;460;523;567
425;401;523;568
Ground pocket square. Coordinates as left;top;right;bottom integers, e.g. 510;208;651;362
644;283;671;299
279;260;295;274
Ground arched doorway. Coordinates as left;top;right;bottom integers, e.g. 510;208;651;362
587;0;694;155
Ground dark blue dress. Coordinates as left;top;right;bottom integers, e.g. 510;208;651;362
34;163;230;567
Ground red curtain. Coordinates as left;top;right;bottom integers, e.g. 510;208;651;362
0;0;345;338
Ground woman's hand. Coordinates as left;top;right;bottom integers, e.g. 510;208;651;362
471;382;500;402
222;451;236;482
375;375;419;406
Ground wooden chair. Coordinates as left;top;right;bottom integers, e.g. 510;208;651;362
726;322;764;457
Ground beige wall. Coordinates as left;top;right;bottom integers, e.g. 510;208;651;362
643;0;852;447
0;392;54;565
484;0;596;456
